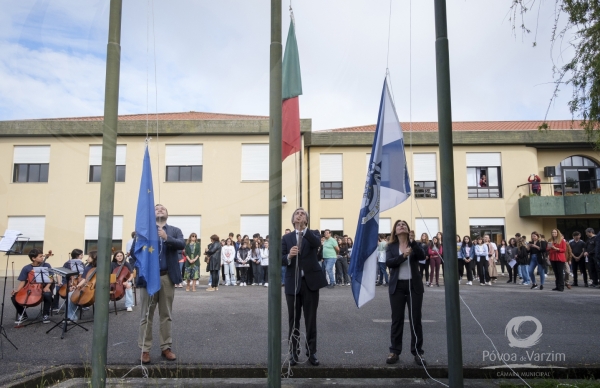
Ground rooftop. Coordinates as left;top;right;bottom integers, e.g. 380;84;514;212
26;111;268;122
324;120;583;132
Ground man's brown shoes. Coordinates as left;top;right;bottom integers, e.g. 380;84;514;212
162;348;177;361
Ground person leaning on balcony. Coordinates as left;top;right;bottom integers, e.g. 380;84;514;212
528;174;541;195
548;229;567;292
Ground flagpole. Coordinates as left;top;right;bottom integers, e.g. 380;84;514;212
433;1;464;387
92;1;122;387
267;0;282;387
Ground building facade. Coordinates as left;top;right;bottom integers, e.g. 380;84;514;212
1;113;598;273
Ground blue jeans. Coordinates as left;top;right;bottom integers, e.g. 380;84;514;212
528;254;545;285
324;258;337;286
377;262;388;284
520;261;531;283
281;265;286;286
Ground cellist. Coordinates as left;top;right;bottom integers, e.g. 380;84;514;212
66;250;97;323
110;250;135;311
11;248;54;324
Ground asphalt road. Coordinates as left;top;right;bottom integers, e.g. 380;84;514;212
1;273;599;386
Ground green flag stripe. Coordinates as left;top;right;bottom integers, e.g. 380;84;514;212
282;18;302;100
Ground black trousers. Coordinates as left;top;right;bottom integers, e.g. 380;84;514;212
508;263;519;282
251;262;263;284
551;261;565;291
286;277;319;356
262;265;269;283
477;258;489;284
239;267;248;283
335;258;350;284
210;270;219;288
419;260;430;283
389;280;424;356
463;260;474;281
12;291;53;316
457;260;465;278
588;256;600;285
572;259;588;285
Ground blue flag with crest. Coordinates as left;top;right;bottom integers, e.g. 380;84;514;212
349;79;411;308
134;145;161;296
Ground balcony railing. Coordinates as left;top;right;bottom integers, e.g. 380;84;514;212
517;179;600;217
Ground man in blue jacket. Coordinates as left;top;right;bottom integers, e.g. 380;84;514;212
134;204;185;364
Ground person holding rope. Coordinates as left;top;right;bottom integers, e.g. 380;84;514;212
282;207;328;366
134;204;185;364
385;219;427;366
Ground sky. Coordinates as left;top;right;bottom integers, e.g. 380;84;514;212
0;0;575;131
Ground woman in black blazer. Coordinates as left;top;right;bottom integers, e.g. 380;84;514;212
385;219;427;366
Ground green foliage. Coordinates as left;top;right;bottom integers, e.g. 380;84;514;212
510;0;600;148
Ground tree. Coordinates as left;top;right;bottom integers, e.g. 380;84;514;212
510;0;600;147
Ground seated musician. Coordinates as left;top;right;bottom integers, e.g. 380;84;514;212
11;248;54;324
66;250;97;323
52;249;85;312
111;250;135;312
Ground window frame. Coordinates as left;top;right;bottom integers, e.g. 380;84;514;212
414;181;437;198
320;181;343;199
89;165;126;182
165;165;203;182
12;241;44;256
467;166;503;198
13;163;49;183
84;239;122;255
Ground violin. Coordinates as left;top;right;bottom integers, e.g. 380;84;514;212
14;250;53;307
110;261;131;301
70;267;97;307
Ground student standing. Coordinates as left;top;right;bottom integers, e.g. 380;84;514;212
570;231;587;287
221;238;236;286
506;238;520;284
377;235;388;286
236;242;250;286
205;235;222;292
419;234;430;285
183;233;201;292
322;229;339;288
474;237;490;286
456;235;465;284
428;236;443;287
460;236;475;285
260;240;269;286
527;232;547;290
548;229;567;291
250;240;262;286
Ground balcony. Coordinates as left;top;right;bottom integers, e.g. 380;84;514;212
518;180;600;217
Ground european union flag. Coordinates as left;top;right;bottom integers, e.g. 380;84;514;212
134;145;161;295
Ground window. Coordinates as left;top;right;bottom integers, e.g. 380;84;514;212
320;154;343;199
320;181;343;199
240;215;269;238
84;215;123;254
413;153;437;198
379;218;392;235
88;145;127;182
415;218;439;241
168;216;202;240
466;153;502;198
469;218;505;245
241;144;269;181
13;146;50;183
7;216;45;255
320;218;344;237
553;155;600;195
165;145;203;182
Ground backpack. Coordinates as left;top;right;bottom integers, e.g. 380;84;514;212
564;239;573;262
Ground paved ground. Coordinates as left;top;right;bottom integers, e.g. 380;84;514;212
0;272;599;387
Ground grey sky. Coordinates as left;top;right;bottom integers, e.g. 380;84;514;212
0;0;573;130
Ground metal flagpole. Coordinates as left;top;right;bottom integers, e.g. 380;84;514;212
267;0;282;387
433;1;464;387
92;1;122;386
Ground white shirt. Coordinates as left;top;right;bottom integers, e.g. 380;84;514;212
398;246;412;280
260;248;269;266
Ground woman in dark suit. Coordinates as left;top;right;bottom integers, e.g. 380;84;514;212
385;219;427;366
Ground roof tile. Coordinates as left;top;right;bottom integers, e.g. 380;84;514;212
324;120;583;132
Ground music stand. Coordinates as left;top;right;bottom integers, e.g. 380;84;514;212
0;231;26;357
46;267;88;339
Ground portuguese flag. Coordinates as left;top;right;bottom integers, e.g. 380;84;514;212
282;18;302;161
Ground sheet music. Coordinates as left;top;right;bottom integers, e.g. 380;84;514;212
33;266;53;283
0;229;22;251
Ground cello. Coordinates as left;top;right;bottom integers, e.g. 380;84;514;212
109;261;131;302
14;250;53;307
70;267;97;308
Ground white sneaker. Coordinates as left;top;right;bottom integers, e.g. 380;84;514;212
253;283;258;286
127;307;133;312
467;281;472;285
486;282;492;286
480;283;484;286
264;283;268;287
